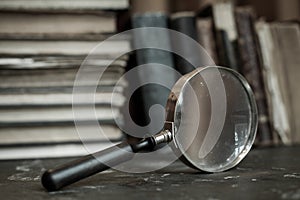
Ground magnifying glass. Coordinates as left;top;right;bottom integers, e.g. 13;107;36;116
41;66;257;191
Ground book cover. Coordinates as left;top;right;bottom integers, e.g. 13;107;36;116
130;0;177;135
196;17;219;64
255;21;292;145
235;7;273;146
270;22;300;143
212;1;239;71
170;11;199;74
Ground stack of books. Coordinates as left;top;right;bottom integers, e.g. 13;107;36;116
0;0;130;159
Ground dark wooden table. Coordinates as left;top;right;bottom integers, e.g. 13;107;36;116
0;146;299;200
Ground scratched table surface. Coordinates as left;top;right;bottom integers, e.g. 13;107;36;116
0;146;299;200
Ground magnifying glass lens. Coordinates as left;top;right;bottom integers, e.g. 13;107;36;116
173;67;257;172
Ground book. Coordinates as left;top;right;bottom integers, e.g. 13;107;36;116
255;21;292;145
0;0;129;12
0;124;122;145
0;92;125;107
196;17;219;64
270;22;300;143
0;106;120;124
130;0;177;135
235;7;273;146
212;1;239;71
0;64;126;88
170;11;199;74
170;0;216;73
0;40;130;56
0;12;116;39
0;142;117;160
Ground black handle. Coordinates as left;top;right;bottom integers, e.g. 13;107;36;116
41;138;155;191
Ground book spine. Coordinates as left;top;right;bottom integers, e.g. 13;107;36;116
212;1;239;71
130;0;177;135
196;18;219;64
270;23;300;144
254;21;285;145
170;12;199;74
235;7;273;146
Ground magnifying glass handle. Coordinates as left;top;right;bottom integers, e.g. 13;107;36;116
41;136;160;191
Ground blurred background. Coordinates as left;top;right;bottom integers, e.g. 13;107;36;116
0;0;299;160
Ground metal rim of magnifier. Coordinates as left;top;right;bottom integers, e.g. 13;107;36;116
167;66;258;173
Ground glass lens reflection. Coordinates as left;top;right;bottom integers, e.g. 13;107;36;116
174;67;257;172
